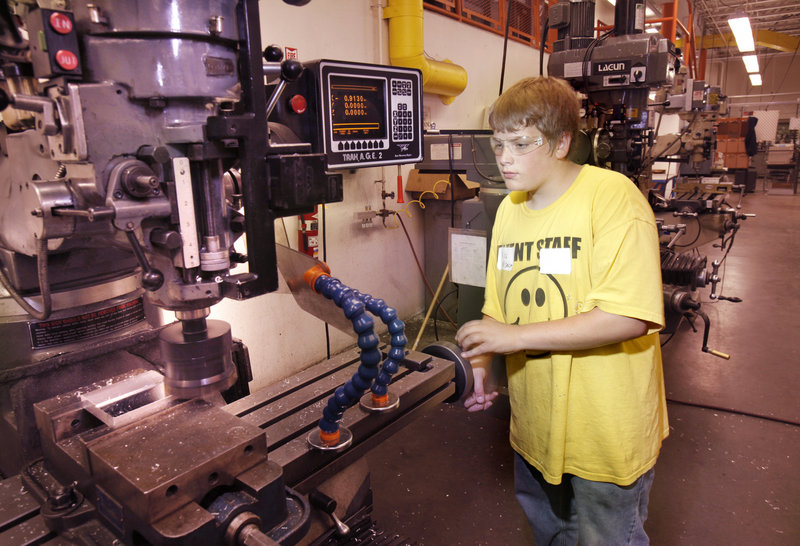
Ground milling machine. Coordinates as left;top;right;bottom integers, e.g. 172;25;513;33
547;0;749;356
0;1;469;544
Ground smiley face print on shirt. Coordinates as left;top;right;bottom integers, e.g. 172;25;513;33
502;265;568;325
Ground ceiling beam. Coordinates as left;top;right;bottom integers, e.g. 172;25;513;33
755;30;800;53
697;29;800;52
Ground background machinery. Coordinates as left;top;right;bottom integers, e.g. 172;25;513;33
547;0;749;357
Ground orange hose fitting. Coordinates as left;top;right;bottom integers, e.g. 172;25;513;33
319;428;340;447
304;262;332;292
371;393;390;407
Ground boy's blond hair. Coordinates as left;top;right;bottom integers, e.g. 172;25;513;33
488;77;580;152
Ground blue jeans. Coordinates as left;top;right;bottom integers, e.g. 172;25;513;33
514;452;655;546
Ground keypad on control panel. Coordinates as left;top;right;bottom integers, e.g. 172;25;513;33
391;79;414;142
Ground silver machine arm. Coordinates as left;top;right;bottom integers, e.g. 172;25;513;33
0;1;468;543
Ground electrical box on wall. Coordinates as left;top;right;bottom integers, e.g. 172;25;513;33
270;60;423;170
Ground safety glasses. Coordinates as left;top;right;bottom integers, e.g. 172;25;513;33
488;135;545;157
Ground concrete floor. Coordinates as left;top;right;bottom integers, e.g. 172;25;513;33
365;191;800;545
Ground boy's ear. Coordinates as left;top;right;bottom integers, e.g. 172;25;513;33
553;132;572;159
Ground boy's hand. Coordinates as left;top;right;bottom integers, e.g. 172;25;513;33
463;367;498;412
456;317;519;359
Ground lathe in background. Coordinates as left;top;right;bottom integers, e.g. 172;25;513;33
0;1;467;544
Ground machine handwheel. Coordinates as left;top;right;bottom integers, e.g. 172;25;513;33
421;341;474;404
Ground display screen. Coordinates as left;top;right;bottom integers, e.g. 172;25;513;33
329;75;387;140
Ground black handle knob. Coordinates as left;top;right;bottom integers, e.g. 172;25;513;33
125;230;164;291
308;490;349;536
150;228;182;250
281;59;304;82
308;490;336;513
263;44;283;62
141;269;164;291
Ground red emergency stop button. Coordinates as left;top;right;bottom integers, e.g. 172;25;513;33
289;94;307;114
49;12;73;34
55;49;79;71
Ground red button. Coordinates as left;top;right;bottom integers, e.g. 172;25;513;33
49;12;73;34
55;49;79;71
289;94;307;114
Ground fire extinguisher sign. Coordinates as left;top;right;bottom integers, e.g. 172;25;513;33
298;206;319;258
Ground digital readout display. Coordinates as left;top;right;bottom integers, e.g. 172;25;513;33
329;75;386;140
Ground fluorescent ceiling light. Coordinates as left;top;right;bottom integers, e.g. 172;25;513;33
749;73;762;86
742;55;759;73
728;15;755;52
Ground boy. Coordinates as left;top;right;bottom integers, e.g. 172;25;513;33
455;76;668;545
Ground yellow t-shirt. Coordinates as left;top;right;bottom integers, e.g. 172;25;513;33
482;165;668;486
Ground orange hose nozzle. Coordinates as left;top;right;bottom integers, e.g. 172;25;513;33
319;428;341;447
304;262;331;292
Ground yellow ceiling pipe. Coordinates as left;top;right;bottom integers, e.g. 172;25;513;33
383;0;467;105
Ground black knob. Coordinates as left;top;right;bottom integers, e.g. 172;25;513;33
150;228;182;250
142;269;164;291
263;45;283;62
124;229;164;292
309;490;350;536
281;59;304;82
309;490;336;513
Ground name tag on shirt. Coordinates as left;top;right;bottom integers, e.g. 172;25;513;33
539;247;571;274
497;246;514;271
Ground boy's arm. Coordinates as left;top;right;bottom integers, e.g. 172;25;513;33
456;308;648;359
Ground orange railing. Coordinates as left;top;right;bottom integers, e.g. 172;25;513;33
423;0;556;52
